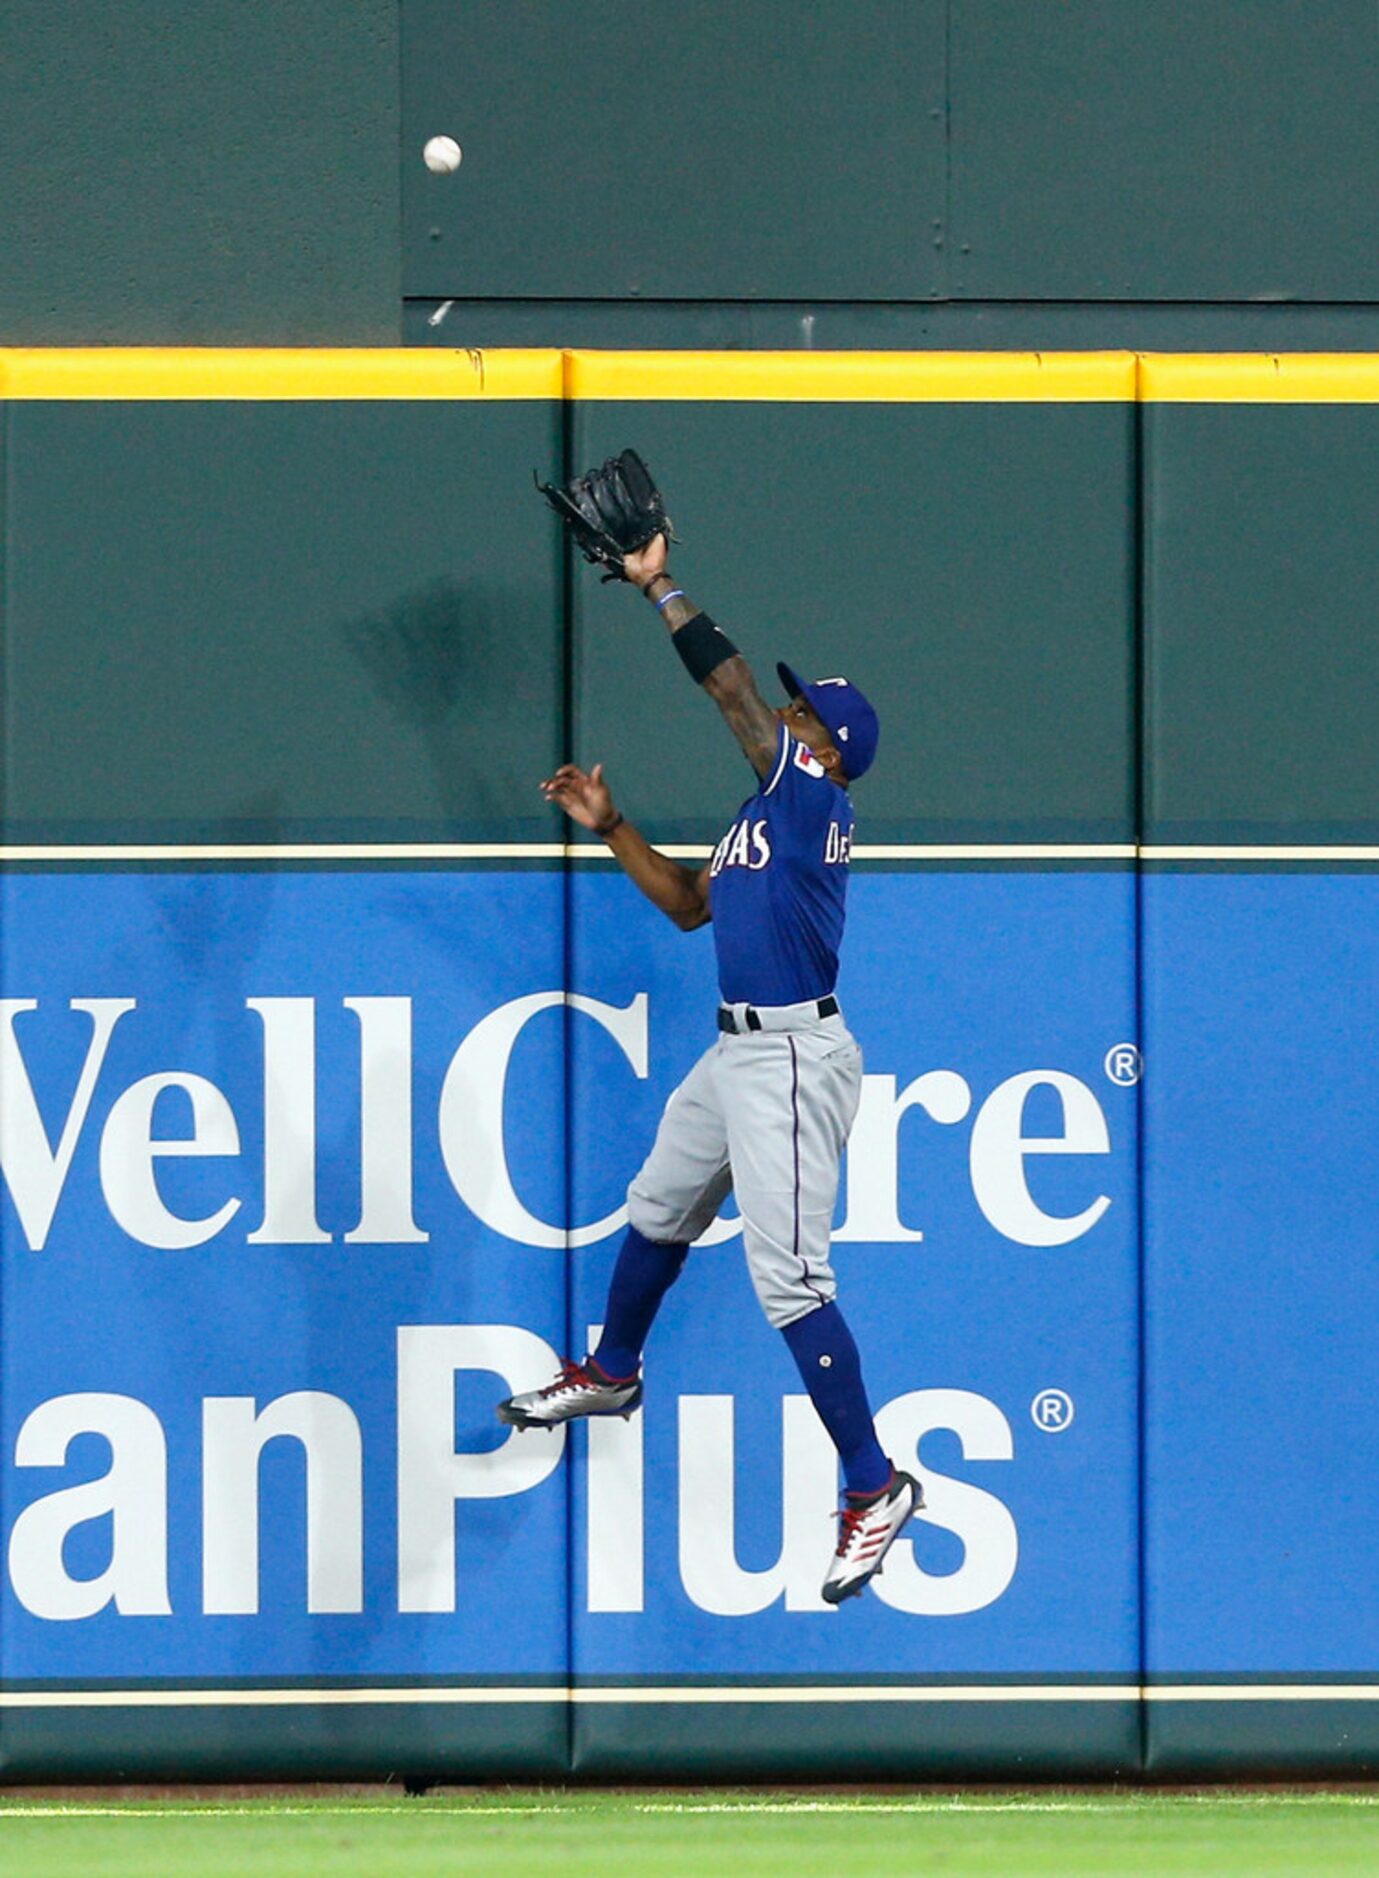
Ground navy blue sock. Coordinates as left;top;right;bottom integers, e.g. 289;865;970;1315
592;1226;689;1379
781;1301;891;1496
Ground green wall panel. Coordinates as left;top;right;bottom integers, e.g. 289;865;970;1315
1;384;565;844
406;299;1379;356
571;1697;1141;1781
402;0;946;302
1140;358;1379;1778
950;0;1379;303
1143;389;1379;843
0;1;399;344
567;364;1137;846
0;1700;568;1783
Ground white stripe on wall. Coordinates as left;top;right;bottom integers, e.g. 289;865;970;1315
0;1683;1372;1709
8;840;1368;864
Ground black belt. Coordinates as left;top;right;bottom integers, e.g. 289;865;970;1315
718;995;839;1034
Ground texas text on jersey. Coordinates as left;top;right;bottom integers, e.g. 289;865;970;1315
709;722;855;1008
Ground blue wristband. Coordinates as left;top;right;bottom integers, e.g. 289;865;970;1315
654;587;685;611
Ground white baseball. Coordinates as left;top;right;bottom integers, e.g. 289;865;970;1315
423;135;462;174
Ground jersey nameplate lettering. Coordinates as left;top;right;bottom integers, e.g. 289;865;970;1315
824;821;852;866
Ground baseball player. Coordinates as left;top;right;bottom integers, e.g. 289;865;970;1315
501;458;919;1604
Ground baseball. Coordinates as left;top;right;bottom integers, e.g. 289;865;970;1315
423;135;462;174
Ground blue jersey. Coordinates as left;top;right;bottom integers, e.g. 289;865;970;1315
708;723;854;1006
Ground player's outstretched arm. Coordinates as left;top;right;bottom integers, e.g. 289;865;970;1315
623;538;779;779
541;762;710;931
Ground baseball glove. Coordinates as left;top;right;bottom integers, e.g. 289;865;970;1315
536;448;674;581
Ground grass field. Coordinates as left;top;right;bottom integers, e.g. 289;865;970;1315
1;1787;1377;1877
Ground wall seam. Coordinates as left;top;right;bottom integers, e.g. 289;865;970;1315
1132;354;1150;1777
558;347;577;1776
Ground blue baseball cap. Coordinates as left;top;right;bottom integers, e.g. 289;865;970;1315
777;662;880;782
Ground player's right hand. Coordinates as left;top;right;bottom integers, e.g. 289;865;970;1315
540;761;616;831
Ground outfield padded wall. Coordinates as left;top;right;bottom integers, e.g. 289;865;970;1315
0;350;566;845
1139;355;1379;1775
0;351;572;1778
0;350;1376;1780
565;352;1140;1776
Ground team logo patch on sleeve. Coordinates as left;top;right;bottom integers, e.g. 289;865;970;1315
793;742;826;779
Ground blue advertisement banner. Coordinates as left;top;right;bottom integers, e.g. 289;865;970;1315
570;870;1141;1682
0;870;569;1683
1142;872;1379;1677
0;867;1139;1691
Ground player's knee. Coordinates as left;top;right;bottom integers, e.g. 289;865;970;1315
751;1270;838;1330
627;1185;682;1245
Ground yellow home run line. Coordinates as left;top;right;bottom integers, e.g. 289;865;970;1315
0;349;563;400
0;349;1136;403
563;351;1136;402
9;349;1379;403
1139;353;1379;402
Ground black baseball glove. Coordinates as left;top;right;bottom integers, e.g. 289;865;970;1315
536;448;674;581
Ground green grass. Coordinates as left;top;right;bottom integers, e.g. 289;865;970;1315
1;1786;1377;1877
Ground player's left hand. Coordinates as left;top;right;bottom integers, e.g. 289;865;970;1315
623;533;668;589
535;448;673;583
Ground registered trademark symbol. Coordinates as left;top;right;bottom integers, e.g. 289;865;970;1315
1031;1389;1075;1432
1104;1043;1142;1087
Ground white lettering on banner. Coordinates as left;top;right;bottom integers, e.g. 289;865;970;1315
438;991;648;1249
836;1071;972;1244
0;993;1121;1252
395;1324;565;1613
202;1393;364;1615
246;999;330;1245
343;997;427;1244
968;1071;1112;1247
99;1072;241;1249
0;998;135;1251
2;1342;1024;1621
8;1393;171;1620
678;1395;838;1615
871;1391;1019;1616
585;1321;645;1614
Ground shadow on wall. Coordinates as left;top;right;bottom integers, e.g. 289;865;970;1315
343;577;472;727
341;578;546;827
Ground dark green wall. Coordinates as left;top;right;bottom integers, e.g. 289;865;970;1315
0;1;400;345
569;397;1136;847
0;395;564;842
1144;402;1379;843
1;365;1135;849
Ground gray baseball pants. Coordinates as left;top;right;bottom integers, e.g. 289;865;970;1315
627;1002;863;1328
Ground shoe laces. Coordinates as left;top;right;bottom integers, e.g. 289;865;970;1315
539;1358;593;1398
832;1501;872;1558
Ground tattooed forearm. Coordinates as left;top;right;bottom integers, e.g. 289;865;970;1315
639;576;780;778
704;655;780;777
